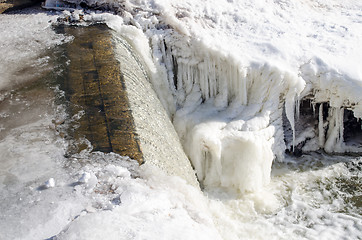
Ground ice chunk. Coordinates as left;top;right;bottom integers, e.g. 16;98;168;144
79;172;91;183
44;178;55;188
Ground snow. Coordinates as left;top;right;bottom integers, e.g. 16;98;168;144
55;159;221;240
0;89;86;239
0;74;219;239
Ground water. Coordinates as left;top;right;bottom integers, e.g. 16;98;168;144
207;153;362;239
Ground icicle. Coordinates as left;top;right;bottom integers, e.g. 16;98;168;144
211;62;216;99
296;97;300;121
182;62;188;93
206;58;212;99
338;107;344;149
240;69;247;105
207;58;215;99
233;67;239;103
230;64;238;103
176;62;186;104
212;59;217;97
324;107;345;152
230;65;234;97
215;59;228;108
285;96;296;151
318;103;325;147
177;63;183;91
312;102;316;117
201;61;209;99
185;64;192;95
234;68;240;104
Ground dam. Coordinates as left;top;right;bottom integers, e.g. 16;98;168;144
57;24;198;187
0;3;361;239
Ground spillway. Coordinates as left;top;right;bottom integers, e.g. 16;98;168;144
58;24;198;187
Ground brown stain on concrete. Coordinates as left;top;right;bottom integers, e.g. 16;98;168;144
64;24;143;164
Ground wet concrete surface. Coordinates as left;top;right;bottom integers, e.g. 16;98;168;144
61;24;143;164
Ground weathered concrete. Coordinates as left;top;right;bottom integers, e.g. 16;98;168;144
61;24;199;187
0;0;41;13
63;24;143;164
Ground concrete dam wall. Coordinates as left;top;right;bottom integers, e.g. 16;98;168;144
61;24;198;187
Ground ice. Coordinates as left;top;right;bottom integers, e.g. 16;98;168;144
0;11;71;91
78;172;91;183
0;92;86;239
54;162;222;240
62;0;362;196
324;107;345;153
206;155;362;240
318;103;326;148
0;82;219;239
44;178;56;188
299;58;362;153
104;165;131;178
151;41;305;192
90;0;362;192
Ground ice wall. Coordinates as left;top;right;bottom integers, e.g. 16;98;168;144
78;0;361;192
100;11;304;192
151;35;305;192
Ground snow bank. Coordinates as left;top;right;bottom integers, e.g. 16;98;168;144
56;155;221;240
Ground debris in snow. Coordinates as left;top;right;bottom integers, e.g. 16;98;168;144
78;172;91;183
44;178;55;188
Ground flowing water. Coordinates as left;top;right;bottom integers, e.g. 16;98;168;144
206;153;362;239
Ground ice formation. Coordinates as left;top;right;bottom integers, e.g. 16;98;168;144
6;0;361;193
86;0;362;192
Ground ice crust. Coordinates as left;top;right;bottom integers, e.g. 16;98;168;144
85;0;362;192
0;12;71;91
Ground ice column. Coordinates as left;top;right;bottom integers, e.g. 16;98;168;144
324;107;344;153
318;103;325;147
